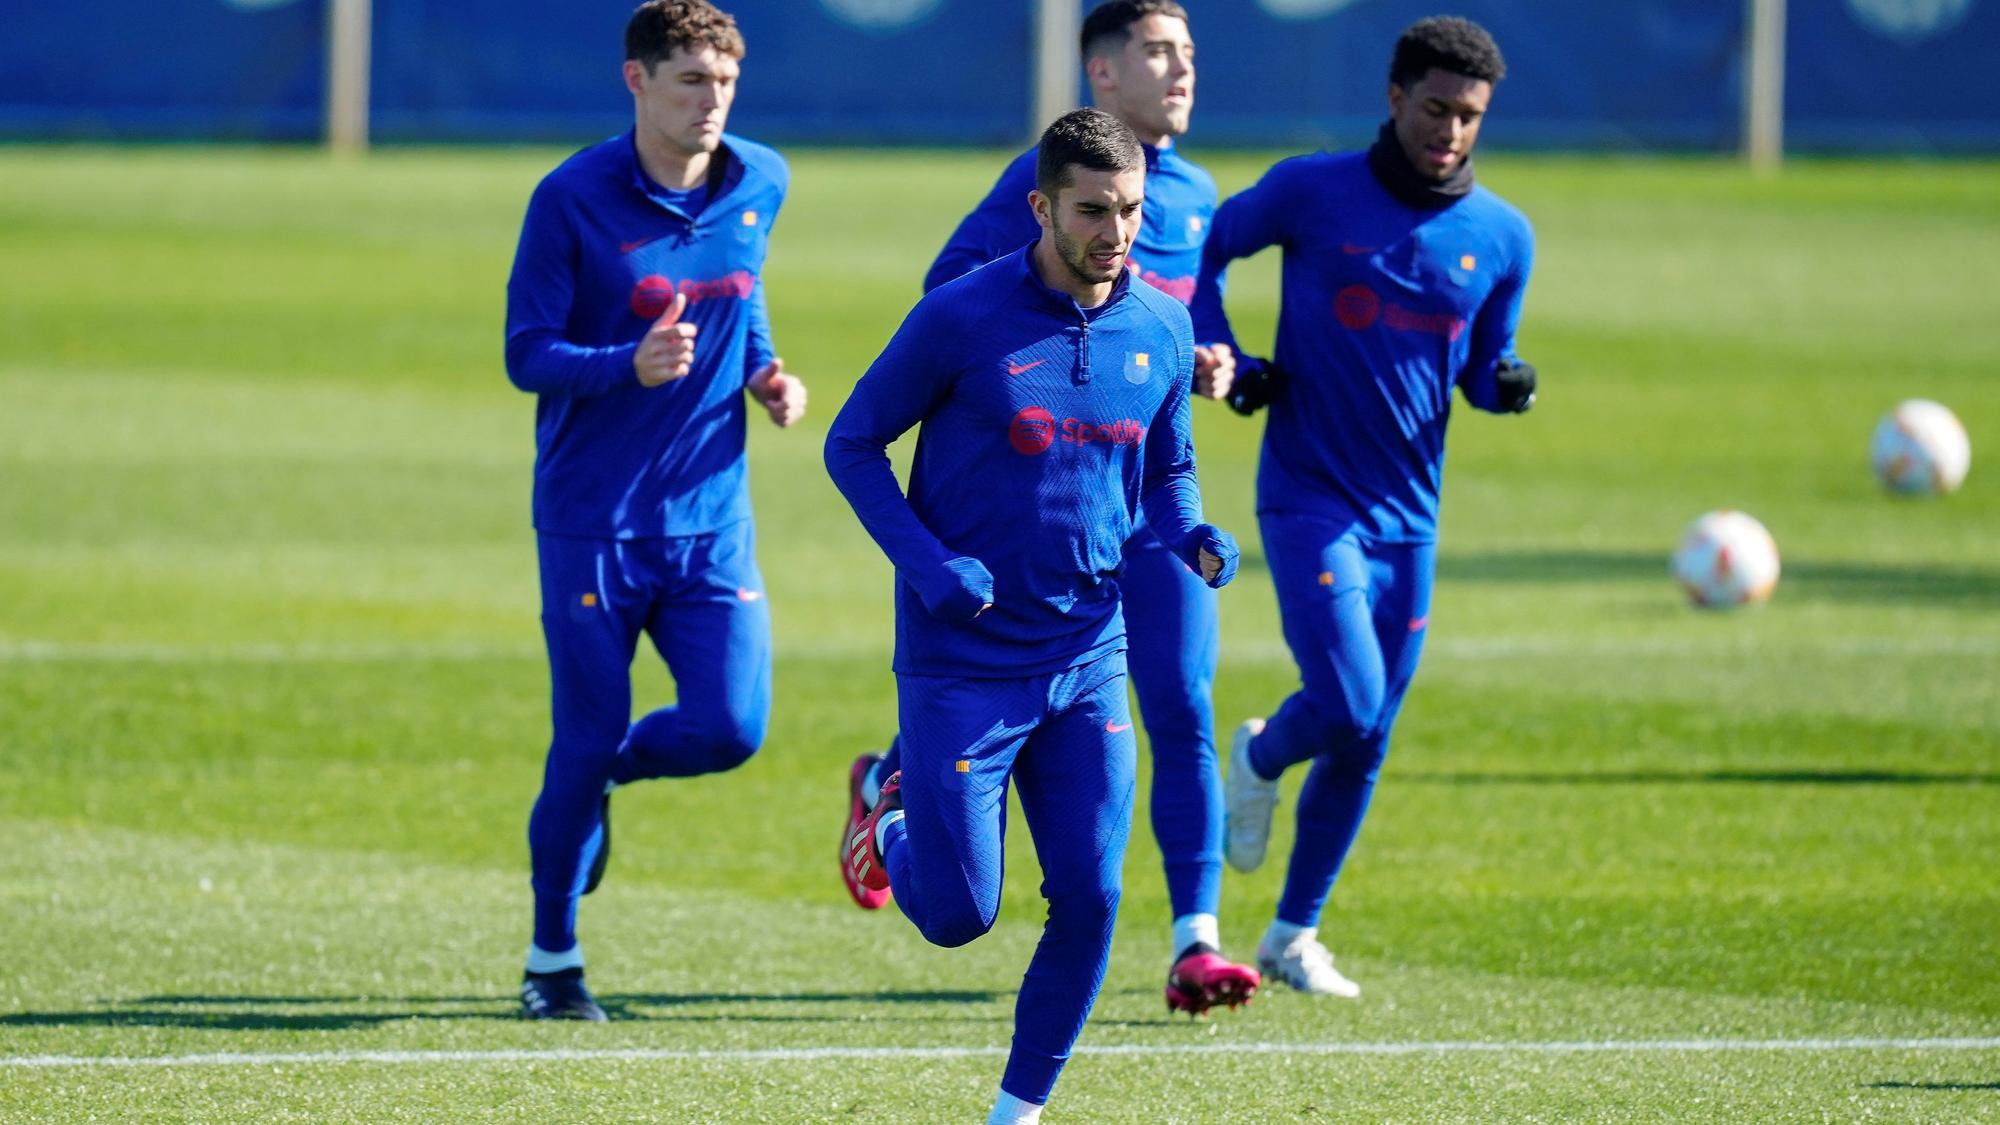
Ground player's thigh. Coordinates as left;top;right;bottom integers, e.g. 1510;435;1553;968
537;533;643;736
896;672;1041;894
643;521;772;730
1014;655;1139;899
1368;541;1437;712
1260;515;1388;714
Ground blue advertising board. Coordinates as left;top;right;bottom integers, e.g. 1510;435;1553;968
0;0;1994;151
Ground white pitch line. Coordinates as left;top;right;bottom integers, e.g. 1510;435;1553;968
5;1037;1998;1070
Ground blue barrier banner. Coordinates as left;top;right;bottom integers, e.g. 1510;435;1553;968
1188;0;1745;150
369;0;1031;144
0;0;325;141
1786;0;2000;151
1;0;1996;151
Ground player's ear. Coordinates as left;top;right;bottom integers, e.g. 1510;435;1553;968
623;59;647;97
1084;53;1115;96
1029;190;1053;231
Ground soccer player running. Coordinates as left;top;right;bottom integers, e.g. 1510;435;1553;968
503;0;806;1020
1192;16;1537;998
826;109;1239;1125
838;0;1262;1017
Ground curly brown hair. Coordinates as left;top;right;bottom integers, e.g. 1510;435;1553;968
625;0;745;73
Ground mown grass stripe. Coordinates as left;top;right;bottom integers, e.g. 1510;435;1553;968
7;1037;1999;1069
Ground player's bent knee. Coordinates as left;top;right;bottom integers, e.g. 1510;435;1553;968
1322;736;1390;780
684;710;766;773
1297;685;1389;750
913;900;998;948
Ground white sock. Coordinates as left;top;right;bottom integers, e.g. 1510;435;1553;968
874;808;905;857
860;757;883;807
987;1090;1043;1124
1172;912;1221;957
525;942;584;974
1262;919;1312;953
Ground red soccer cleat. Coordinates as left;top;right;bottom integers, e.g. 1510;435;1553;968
843;763;901;902
1165;945;1261;1016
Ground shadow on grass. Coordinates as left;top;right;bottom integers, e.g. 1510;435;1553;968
1401;769;1996;786
1440;549;2000;606
1865;1081;2000;1091
0;989;1006;1031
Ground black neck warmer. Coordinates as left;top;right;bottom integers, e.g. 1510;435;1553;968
1366;120;1474;209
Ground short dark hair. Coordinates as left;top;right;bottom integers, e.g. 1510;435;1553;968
625;0;745;73
1035;108;1145;199
1389;16;1505;88
1080;0;1189;58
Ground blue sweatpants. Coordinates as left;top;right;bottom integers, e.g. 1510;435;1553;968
880;528;1221;927
880;651;1136;1106
528;521;772;955
1119;529;1223;923
1247;513;1433;929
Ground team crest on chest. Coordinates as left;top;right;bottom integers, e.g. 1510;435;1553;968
1123;351;1152;385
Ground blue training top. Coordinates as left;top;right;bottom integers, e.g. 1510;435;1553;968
924;141;1217;306
826;247;1211;679
1191;150;1534;544
504;130;789;539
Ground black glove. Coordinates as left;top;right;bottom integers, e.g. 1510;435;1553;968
1494;357;1537;413
1226;359;1288;416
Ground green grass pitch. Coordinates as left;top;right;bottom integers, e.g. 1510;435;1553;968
1;145;1996;1121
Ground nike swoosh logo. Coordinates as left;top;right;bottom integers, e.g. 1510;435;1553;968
1408;615;1428;632
1105;720;1133;733
1341;243;1377;256
620;238;656;254
737;587;763;602
1007;359;1046;375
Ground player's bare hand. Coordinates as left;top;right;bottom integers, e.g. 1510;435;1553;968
633;292;697;386
1193;343;1235;401
747;357;807;427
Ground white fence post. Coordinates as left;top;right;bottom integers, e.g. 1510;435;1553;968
327;0;372;154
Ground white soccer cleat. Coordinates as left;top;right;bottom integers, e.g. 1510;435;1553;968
1224;717;1278;872
1257;930;1361;999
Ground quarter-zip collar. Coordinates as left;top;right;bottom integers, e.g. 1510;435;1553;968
1008;244;1134;384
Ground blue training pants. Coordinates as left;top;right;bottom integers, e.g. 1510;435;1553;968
880;651;1136;1106
1248;513;1433;929
528;521;772;955
880;527;1221;927
1119;529;1223;923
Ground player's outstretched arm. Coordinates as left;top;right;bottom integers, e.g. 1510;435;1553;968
823;306;992;622
1190;159;1299;378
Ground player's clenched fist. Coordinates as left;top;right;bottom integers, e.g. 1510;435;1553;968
748;357;807;427
633;291;697;386
1193;342;1236;401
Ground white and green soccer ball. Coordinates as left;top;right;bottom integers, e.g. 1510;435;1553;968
1671;510;1780;609
1871;399;1970;497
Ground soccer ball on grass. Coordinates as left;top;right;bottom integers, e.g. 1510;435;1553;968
1670;510;1780;609
1870;399;1970;497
